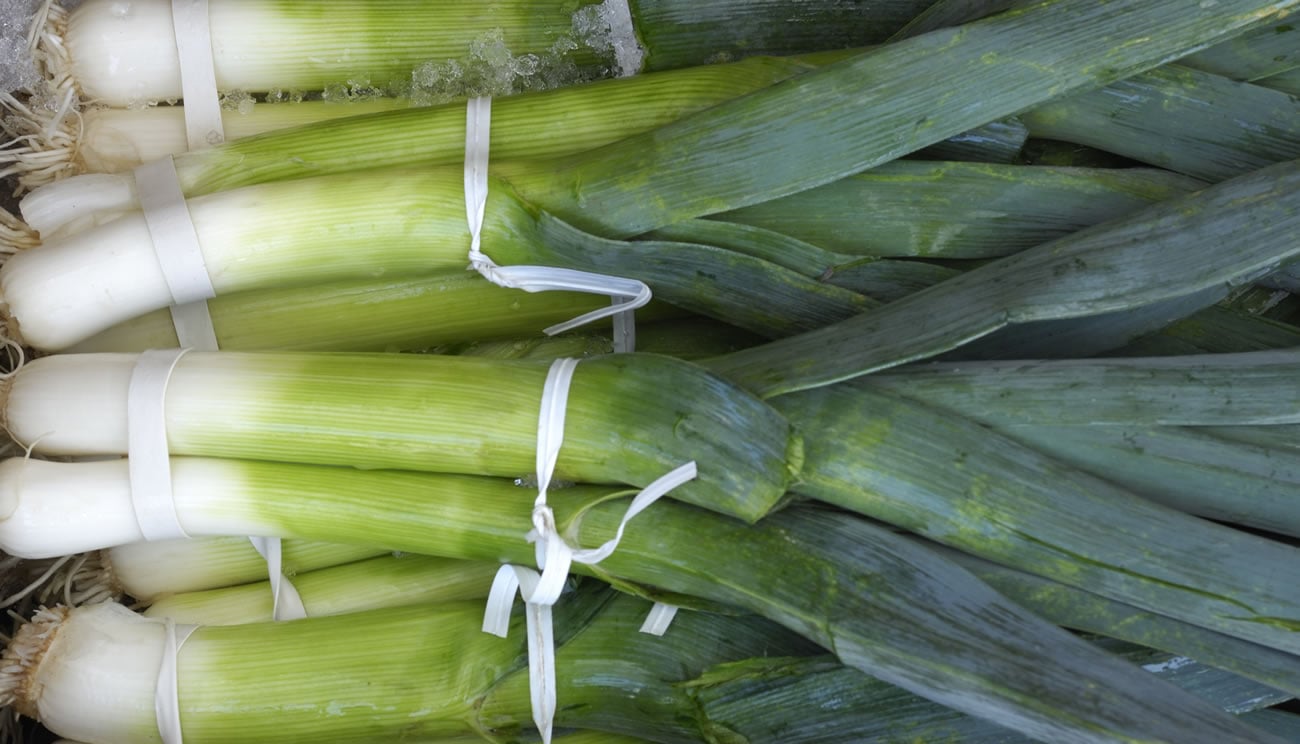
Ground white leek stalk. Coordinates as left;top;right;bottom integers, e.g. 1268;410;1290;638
105;537;385;601
0;601;527;743
2;167;473;350
64;0;610;106
0;605;167;743
144;553;499;624
77;99;408;173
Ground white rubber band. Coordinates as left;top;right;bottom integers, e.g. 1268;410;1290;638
248;536;308;621
154;618;198;744
128;349;191;542
462;97;648;353
482;358;696;743
134;156;217;308
171;0;224;149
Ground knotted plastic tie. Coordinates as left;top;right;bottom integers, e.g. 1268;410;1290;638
463;97;648;353
481;358;696;743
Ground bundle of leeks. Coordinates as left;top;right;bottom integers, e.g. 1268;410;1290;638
3;0;1300;742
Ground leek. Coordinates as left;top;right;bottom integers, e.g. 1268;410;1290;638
9;0;1290;354
104;537;385;602
1019;65;1300;182
0;457;1268;743
0;1;1002;195
935;541;1300;699
21;0;1286;225
33;650;1300;743
0;590;820;744
944;286;1237;361
8;168;490;349
61;0;610;107
17;54;817;233
712;161;1205;259
1240;710;1300;741
1212;424;1300;453
684;646;1297;743
1040;426;1300;538
852;352;1300;535
65;271;620;353
887;0;1023;40
1;352;799;523
1118;304;1300;356
774;381;1300;654
3;173;870;350
74;99;409;174
914;115;1028;162
890;0;1299;83
997;425;1300;538
866;350;1300;427
641;217;964;302
628;0;929;71
1180;17;1300;81
143;553;500;625
711;158;1300;396
0;161;1220;353
10;589;1277;744
18;0;1288;238
1260;66;1300;95
61;227;855;354
56;0;940;106
53;86;1024;180
507;0;1297;238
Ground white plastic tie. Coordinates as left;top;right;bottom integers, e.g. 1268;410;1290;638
248;536;308;621
464;96;491;258
482;358;696;743
463;97;648;353
639;602;679;636
154;618;198;744
482;564;558;740
127;349;191;541
171;0;224;149
134;156;217;308
163;0;224;349
135;155;220;349
168;301;219;350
